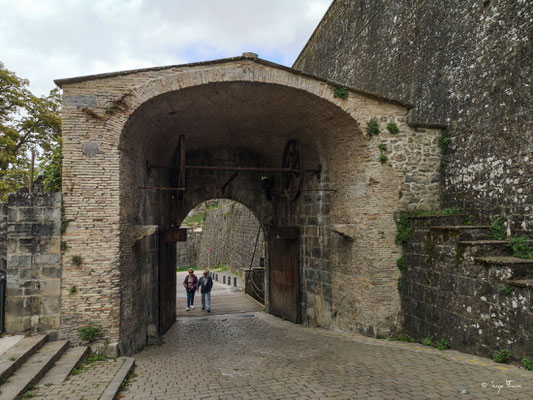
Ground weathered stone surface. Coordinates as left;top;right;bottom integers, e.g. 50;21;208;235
402;216;533;360
4;182;61;337
294;0;533;235
55;57;443;354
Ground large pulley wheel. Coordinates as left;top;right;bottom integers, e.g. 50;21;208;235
281;139;304;201
174;135;185;198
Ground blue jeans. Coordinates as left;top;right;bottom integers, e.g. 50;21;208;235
201;291;211;310
186;290;195;308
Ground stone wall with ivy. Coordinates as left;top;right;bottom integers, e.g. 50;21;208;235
294;0;533;235
401;215;533;360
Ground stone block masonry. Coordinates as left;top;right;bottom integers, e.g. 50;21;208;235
294;0;533;235
402;215;533;360
175;229;201;269
196;200;266;274
4;181;62;338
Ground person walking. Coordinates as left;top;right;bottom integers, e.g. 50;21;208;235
197;270;213;312
183;268;198;311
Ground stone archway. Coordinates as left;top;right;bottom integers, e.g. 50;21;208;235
56;55;442;355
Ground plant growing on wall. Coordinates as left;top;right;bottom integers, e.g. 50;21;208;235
523;358;533;371
438;134;451;153
508;236;533;259
396;256;405;271
500;285;512;295
489;218;506;240
386;122;400;134
366;119;380;136
332;85;349;99
436;338;450;350
493;349;512;363
72;255;83;266
379;154;388;164
395;214;411;246
79;326;102;342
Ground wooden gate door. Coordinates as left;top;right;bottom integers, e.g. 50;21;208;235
269;226;300;323
158;230;177;333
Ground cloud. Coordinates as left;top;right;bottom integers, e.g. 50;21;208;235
0;0;331;96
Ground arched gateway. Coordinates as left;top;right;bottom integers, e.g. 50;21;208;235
55;53;442;355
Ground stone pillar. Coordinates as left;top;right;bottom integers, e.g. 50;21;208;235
5;184;61;338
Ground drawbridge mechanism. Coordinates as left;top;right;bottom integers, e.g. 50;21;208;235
141;135;326;201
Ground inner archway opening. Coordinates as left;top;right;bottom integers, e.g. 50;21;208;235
176;199;267;317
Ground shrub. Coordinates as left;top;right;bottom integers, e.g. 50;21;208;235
522;358;533;371
378;143;387;151
366;119;380;136
462;215;476;226
79;326;102;342
423;336;433;346
379;154;388;164
386;122;400;134
436;338;450;350
493;349;512;363
508;235;533;259
333;86;349;99
489;218;506;240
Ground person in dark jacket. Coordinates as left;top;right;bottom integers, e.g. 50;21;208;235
183;268;198;311
197;270;213;312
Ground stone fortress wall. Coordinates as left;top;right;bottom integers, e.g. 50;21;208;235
176;200;266;275
0;181;62;337
294;0;533;235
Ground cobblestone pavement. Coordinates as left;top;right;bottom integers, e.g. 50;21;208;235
31;357;125;399
121;312;533;400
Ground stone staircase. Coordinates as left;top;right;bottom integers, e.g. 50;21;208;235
0;334;89;400
402;214;533;359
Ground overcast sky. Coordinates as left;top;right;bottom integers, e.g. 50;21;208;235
0;0;332;97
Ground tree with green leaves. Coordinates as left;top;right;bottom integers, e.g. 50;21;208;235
0;62;62;200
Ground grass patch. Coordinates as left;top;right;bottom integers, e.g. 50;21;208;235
522;358;533;371
86;353;108;364
422;336;433;346
176;264;197;272
389;334;415;343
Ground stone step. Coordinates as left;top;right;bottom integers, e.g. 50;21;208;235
431;225;491;240
458;240;514;257
0;340;69;400
0;334;48;385
409;214;470;226
37;345;90;386
474;256;533;282
508;279;533;289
